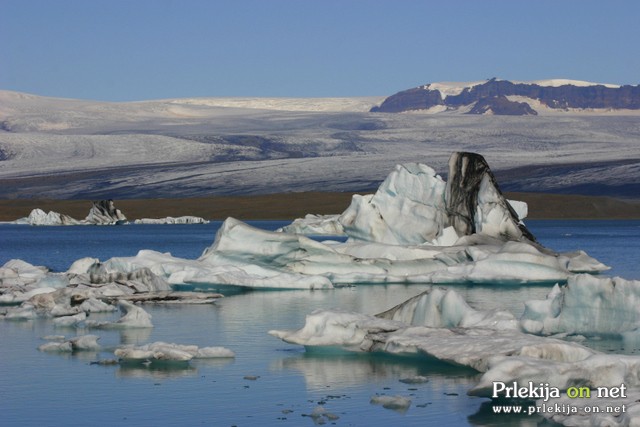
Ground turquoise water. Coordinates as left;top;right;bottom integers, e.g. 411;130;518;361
1;220;639;426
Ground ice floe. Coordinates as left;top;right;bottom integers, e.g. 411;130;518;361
133;216;209;224
114;342;235;362
369;394;412;412
38;335;101;352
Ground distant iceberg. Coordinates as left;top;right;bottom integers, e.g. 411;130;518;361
12;199;127;226
133;216;209;225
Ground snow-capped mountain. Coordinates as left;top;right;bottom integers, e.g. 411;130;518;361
0;88;639;200
371;78;640;114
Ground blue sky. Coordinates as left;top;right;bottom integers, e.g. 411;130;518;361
1;0;638;101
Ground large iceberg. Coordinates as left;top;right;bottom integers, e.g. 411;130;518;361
20;152;604;291
177;153;604;288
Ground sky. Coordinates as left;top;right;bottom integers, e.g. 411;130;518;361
1;0;639;101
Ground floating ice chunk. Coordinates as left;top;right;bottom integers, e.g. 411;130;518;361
370;395;412;412
521;275;640;336
53;312;87;327
194;346;235;358
304;406;340;422
86;300;153;328
115;344;193;362
115;342;234;362
38;335;101;352
38;341;73;352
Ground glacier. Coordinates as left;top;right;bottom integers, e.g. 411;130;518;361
2;89;639;200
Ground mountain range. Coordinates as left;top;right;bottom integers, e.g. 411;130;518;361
371;79;640;115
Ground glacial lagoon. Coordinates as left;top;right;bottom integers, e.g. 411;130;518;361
1;220;639;426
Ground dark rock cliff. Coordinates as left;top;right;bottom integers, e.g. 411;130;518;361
372;79;640;114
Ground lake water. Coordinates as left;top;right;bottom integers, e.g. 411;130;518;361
1;220;639;426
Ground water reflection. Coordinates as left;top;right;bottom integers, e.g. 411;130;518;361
119;327;152;345
272;351;481;391
116;361;198;379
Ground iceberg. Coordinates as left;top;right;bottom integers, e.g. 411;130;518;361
12;208;81;226
1;153;610;295
12;199;127;226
